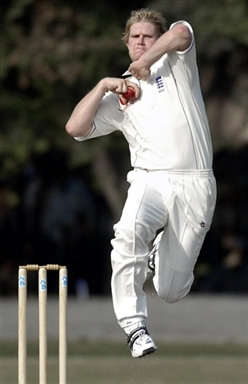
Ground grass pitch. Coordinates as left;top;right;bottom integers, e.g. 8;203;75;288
2;341;248;384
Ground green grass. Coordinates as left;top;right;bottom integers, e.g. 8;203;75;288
2;341;248;384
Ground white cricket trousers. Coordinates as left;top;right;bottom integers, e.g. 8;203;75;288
111;168;216;322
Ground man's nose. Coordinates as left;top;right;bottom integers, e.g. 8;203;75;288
138;35;144;44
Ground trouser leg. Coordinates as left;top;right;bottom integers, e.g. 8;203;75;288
111;170;168;322
153;174;216;303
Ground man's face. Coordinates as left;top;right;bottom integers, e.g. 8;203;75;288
126;22;159;61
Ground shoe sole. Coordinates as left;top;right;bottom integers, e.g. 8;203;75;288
132;346;157;358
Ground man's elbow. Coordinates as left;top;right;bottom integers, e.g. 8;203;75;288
176;24;192;51
65;120;76;137
65;119;91;138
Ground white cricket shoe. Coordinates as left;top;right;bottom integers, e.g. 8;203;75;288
127;326;157;358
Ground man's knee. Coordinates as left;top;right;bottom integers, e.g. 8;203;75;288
160;287;189;303
156;274;194;303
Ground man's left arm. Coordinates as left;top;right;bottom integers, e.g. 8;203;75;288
129;24;192;80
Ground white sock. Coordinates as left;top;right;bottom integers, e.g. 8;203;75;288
119;316;145;336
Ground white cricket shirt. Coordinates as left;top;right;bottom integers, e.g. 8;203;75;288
76;21;213;171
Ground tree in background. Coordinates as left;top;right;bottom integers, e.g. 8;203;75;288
1;0;248;179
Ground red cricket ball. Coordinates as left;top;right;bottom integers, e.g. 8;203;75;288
120;86;135;105
123;87;135;99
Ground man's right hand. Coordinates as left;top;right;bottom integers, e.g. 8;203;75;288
101;77;141;100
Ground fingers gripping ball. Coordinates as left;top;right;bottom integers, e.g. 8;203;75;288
123;87;135;100
120;86;136;105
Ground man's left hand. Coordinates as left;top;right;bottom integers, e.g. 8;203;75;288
128;61;150;81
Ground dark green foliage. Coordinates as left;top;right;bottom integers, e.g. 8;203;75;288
1;0;248;180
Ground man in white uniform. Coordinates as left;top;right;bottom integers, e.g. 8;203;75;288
66;9;217;358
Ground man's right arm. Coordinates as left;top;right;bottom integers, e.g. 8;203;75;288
65;78;140;138
65;79;107;138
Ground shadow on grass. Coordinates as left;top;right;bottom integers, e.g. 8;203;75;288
2;340;248;357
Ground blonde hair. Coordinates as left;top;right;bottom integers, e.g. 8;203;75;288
122;8;167;44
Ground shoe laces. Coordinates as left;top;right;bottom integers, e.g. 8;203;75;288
127;326;148;348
